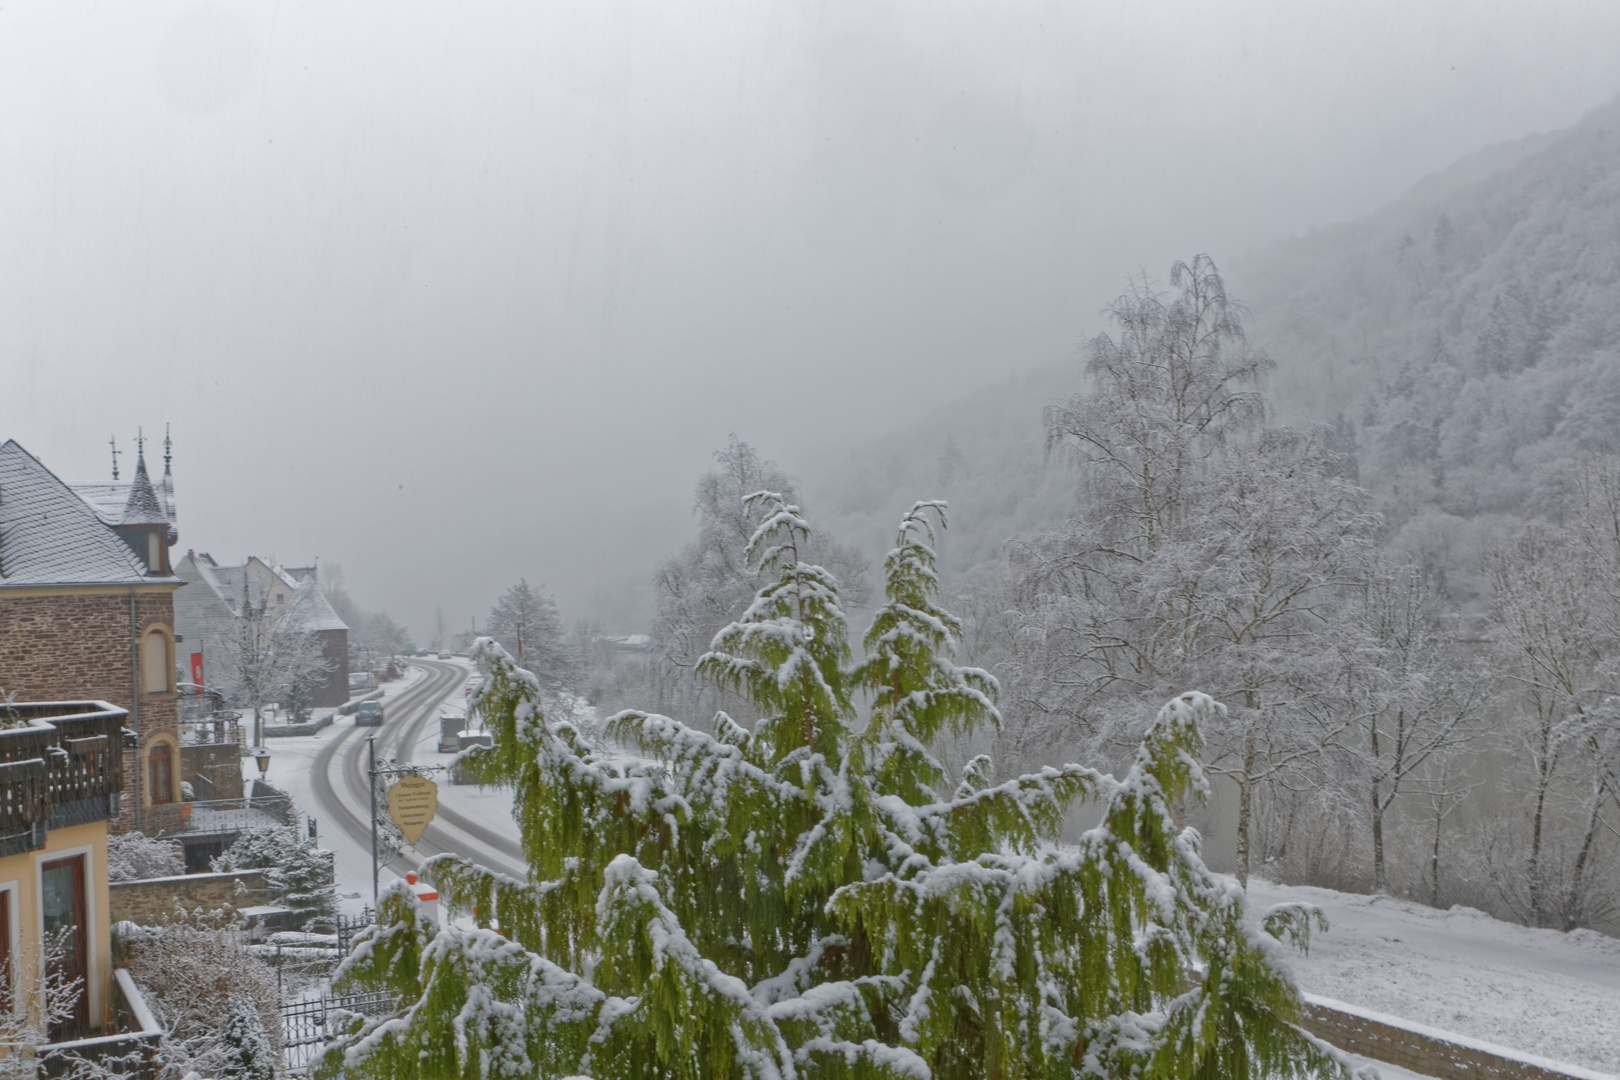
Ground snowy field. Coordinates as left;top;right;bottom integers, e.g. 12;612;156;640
1250;879;1620;1075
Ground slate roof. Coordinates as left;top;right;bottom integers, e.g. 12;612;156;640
0;440;168;586
70;461;177;530
179;553;348;632
120;454;168;527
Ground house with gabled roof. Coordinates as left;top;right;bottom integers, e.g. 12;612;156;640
0;438;184;837
174;553;351;709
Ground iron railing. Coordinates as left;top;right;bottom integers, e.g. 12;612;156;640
281;991;395;1075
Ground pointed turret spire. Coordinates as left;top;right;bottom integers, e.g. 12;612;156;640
120;441;167;527
163;423;172;476
109;435;121;480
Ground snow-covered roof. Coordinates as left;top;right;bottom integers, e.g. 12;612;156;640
70;457;176;530
287;583;349;633
119;454;168;527
0;440;170;587
206;563;261;611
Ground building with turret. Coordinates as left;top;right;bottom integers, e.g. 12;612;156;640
0;437;183;835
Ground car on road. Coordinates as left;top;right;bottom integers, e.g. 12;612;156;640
437;652;451;659
354;700;385;726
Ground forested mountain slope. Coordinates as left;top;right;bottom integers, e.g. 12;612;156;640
1233;97;1620;562
804;97;1620;609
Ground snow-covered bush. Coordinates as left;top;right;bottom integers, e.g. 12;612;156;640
107;831;185;882
328;497;1356;1079
121;912;281;1078
213;825;336;920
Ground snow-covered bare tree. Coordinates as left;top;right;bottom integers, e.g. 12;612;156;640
207;582;333;741
0;931;83;1077
1336;565;1480;893
995;258;1382;885
643;437;867;723
327;495;1362;1080
120;914;282;1080
353;611;412;668
1484;521;1618;928
485;579;576;692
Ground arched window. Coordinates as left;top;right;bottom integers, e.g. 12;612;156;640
142;629;169;695
148;742;174;805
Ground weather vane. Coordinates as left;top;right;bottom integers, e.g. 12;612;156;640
109;435;120;480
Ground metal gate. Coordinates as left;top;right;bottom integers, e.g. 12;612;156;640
281;991;395;1075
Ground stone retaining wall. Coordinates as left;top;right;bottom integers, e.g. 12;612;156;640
109;869;274;925
1300;995;1616;1080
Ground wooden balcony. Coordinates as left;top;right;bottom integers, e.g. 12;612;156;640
0;701;127;855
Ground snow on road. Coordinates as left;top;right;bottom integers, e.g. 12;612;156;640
247;665;431;914
1249;878;1620;1074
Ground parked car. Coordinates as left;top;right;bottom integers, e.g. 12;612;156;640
437;651;452;660
354;700;385;726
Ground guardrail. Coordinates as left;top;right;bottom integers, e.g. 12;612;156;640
1300;994;1617;1080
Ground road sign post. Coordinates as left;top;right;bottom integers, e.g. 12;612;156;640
367;746;445;910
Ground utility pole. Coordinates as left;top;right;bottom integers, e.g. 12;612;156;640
369;735;379;908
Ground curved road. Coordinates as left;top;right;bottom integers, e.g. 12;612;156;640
310;660;527;885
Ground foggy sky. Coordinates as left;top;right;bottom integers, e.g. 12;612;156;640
4;0;1618;641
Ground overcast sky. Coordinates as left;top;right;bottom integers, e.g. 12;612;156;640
4;0;1618;640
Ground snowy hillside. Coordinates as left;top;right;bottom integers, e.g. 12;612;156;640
1234;96;1620;545
801;97;1620;603
1251;879;1620;1075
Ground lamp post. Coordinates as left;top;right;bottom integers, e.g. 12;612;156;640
251;746;271;777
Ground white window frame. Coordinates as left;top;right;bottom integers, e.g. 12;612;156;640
34;844;99;1024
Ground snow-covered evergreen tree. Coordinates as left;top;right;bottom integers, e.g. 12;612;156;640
214;825;337;920
219;996;278;1080
486;578;577;692
327;496;1356;1079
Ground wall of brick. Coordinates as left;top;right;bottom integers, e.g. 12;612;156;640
1301;997;1613;1080
0;587;181;833
108;869;273;926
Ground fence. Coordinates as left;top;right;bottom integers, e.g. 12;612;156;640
281;991;395;1075
148;780;294;837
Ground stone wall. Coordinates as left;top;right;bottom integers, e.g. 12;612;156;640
109;870;273;926
1301;996;1616;1080
0;587;181;835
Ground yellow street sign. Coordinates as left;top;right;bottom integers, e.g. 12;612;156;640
387;774;439;846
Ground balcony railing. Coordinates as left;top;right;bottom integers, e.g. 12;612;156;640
0;701;126;855
149;780;293;838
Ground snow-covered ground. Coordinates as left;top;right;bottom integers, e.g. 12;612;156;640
251;671;1620;1077
247;664;437;914
1250;878;1620;1075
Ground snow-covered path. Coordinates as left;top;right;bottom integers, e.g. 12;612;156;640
1249;879;1620;1074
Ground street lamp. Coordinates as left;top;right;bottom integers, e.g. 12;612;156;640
251;746;271;777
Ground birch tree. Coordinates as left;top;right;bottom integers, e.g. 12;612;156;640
1001;257;1382;885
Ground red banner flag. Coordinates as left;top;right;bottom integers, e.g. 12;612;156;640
190;652;204;686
